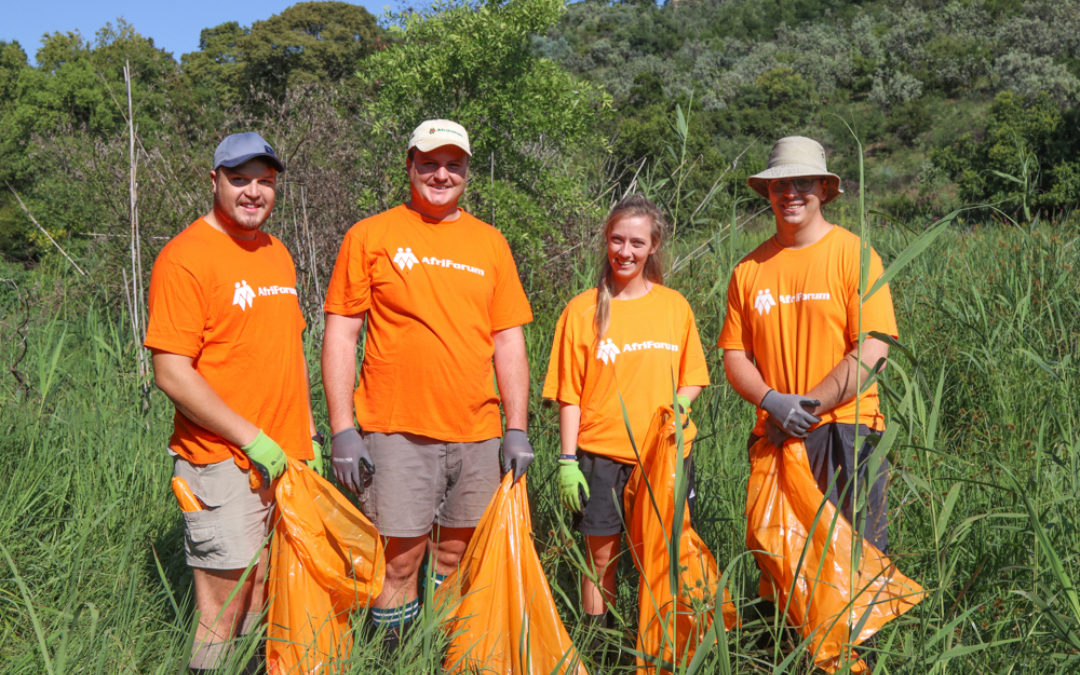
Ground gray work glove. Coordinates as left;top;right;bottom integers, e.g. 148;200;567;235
500;429;534;482
331;428;374;496
760;389;821;437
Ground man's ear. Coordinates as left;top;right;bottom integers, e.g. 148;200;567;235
210;169;218;196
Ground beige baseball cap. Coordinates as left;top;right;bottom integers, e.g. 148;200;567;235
407;119;472;156
747;136;843;204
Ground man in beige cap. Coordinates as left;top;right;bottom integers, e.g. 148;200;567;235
717;136;897;552
321;119;534;652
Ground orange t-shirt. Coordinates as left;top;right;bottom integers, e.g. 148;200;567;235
717;226;898;434
144;218;311;466
542;285;709;464
324;205;533;442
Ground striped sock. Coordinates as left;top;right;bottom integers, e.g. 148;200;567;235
371;599;421;629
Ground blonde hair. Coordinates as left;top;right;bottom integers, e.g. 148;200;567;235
594;194;667;339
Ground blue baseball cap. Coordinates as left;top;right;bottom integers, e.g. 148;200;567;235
213;132;285;172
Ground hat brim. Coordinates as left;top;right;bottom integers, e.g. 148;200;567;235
216;152;286;173
748;166;842;204
408;138;472;156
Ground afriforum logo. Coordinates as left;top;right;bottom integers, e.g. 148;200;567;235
232;280;255;310
232;280;296;311
754;287;831;315
394;247;419;271
393;246;486;277
754;288;776;315
596;338;679;365
596;338;620;365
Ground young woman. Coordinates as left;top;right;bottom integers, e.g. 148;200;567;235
541;194;710;626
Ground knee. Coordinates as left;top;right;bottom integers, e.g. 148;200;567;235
384;548;425;583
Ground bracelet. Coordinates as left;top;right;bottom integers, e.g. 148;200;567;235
558;454;578;461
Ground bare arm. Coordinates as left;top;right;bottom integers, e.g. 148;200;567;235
321;312;366;434
676;385;704;405
722;348;771;407
805;337;890;416
558;403;581;456
493;325;529;431
151;351;259;446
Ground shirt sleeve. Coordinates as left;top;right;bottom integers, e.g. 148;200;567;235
848;248;899;342
542;302;585;405
144;255;206;358
489;232;533;331
323;224;372;316
717;266;751;351
679;303;711;387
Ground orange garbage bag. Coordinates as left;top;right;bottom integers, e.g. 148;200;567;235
437;474;588;675
267;460;385;674
745;437;923;672
624;405;739;672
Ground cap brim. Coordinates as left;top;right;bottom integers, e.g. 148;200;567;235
216;152;286;173
409;139;472;156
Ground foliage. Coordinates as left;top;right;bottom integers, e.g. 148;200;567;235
180;3;382;107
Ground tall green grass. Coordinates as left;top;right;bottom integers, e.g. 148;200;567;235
1;180;1078;672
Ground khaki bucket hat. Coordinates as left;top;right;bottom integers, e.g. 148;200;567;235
747;136;843;204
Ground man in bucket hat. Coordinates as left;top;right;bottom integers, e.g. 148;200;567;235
717;136;898;552
321;119;534;653
145;132;322;673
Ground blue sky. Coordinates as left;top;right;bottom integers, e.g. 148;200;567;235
2;0;399;64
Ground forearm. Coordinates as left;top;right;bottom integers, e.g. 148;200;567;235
321;312;364;434
675;385;703;405
493;326;530;431
558;403;582;456
722;349;771;407
805;338;889;415
151;352;259;447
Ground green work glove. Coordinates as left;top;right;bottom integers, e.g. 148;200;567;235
558;457;590;512
243;430;287;487
306;433;325;476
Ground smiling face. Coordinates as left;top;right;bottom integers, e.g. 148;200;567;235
209;159;277;240
766;176;831;246
606;213;659;296
406;145;469;221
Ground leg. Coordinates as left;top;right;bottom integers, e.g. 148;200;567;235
376;535;428;608
430;524;474;577
190;566;258;670
582;533;621;615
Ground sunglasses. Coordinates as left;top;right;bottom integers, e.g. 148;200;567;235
767;178;820;194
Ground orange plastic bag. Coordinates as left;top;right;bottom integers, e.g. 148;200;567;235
745;437;923;672
437;474;588;674
266;460;385;674
624;405;739;672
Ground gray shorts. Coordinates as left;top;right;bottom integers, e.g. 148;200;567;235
173;457;274;570
359;432;501;537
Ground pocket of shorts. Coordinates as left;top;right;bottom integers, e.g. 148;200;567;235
182;509;220;557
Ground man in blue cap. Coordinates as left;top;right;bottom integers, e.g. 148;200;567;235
145;132;322;673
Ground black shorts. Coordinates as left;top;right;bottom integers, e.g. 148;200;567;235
575;450;697;537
